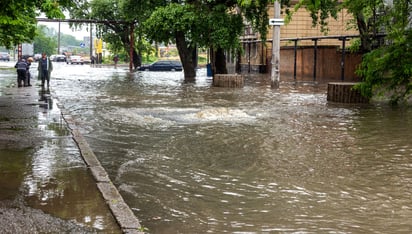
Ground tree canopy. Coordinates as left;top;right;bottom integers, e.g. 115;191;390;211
355;0;412;104
295;0;412;104
3;0;409;103
143;2;245;78
0;0;71;48
33;25;57;55
67;0;161;69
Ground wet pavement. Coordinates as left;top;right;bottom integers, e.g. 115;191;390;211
0;63;125;233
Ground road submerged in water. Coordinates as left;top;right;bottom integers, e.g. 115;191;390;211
47;63;412;233
2;60;412;233
0;63;121;233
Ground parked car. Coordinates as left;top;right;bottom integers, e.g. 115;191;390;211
34;54;42;61
67;55;84;65
0;52;10;61
82;56;91;64
137;60;183;71
51;54;66;62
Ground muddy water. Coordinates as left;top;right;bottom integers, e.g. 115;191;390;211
0;64;120;232
51;63;412;233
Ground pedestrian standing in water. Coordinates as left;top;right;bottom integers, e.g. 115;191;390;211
26;57;33;86
38;52;53;88
14;58;28;87
113;55;119;68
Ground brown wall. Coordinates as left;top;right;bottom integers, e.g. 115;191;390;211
270;6;358;46
237;3;362;82
239;46;362;82
279;46;362;82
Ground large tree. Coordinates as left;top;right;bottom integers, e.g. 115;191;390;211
294;0;390;52
355;0;412;104
144;0;291;79
0;0;70;48
33;25;58;55
143;3;244;80
68;0;161;69
295;0;412;103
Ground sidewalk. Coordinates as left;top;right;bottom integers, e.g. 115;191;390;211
0;64;141;233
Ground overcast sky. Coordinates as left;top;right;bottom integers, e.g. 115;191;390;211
38;21;91;41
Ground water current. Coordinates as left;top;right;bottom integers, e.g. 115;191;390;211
51;63;412;233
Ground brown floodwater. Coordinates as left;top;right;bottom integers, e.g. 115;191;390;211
47;63;412;233
0;64;120;232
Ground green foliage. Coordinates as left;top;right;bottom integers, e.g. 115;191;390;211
0;0;68;48
198;55;207;65
354;1;412;104
33;25;57;55
293;0;339;34
343;0;390;51
356;29;412;104
348;38;361;53
60;34;81;47
141;54;157;64
144;3;243;50
68;0;156;65
240;0;270;42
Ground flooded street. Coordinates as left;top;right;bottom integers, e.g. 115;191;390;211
0;62;120;233
50;62;412;233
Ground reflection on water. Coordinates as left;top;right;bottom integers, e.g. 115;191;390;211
52;63;412;233
24;96;120;232
0;150;29;200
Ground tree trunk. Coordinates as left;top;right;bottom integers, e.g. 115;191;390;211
124;44;140;70
356;12;372;53
236;49;241;73
210;47;227;75
133;50;141;68
175;31;196;81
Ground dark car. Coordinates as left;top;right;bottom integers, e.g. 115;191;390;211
138;60;183;71
0;52;10;61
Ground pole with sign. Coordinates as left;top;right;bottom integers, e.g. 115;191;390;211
270;0;283;88
94;38;103;64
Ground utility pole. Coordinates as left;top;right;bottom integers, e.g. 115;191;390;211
270;0;282;88
57;21;61;54
90;23;93;60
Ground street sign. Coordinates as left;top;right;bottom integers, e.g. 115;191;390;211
80;42;85;48
269;18;284;26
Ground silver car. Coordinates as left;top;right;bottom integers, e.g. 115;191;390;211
0;52;10;61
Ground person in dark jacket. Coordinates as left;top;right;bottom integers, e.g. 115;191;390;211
37;53;53;87
14;58;28;87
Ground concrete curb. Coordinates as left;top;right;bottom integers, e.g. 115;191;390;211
56;103;144;234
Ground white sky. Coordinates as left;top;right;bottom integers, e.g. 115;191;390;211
37;11;91;41
38;21;91;41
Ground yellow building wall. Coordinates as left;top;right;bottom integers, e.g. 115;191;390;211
238;4;360;73
267;6;359;46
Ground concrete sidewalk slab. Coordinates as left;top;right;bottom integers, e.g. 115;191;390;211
0;66;140;233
